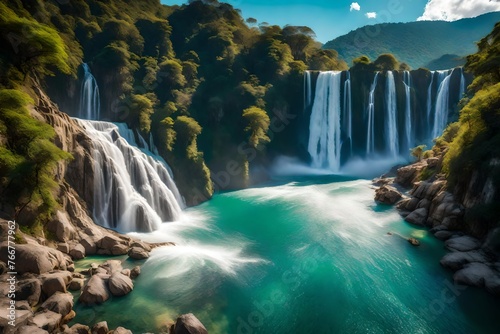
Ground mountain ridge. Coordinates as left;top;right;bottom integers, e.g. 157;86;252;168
323;11;500;69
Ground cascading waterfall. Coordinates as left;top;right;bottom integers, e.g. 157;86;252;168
431;70;453;139
308;71;342;171
459;67;466;100
75;63;184;232
305;67;467;171
304;71;312;109
366;72;378;155
79;63;100;120
343;71;352;155
403;71;412;154
385;71;399;158
77;120;184;233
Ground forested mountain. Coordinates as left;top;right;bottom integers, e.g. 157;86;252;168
323;12;500;69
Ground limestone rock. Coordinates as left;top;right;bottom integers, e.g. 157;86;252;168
108;272;133;297
174;313;208;334
16;279;41;306
42;276;67;297
375;185;402;205
91;321;109;334
63;323;91;334
79;275;110;305
404;208;428;226
130;266;141;279
445;236;481;252
113;327;132;334
68;279;85;291
128;247;150;260
31;310;62;332
0;243;67;274
69;244;86;260
16;325;49;334
40;292;74;317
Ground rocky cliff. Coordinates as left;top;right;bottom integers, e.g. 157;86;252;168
375;155;500;297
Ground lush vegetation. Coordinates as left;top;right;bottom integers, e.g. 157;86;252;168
323;12;500;69
438;22;500;235
0;0;347;211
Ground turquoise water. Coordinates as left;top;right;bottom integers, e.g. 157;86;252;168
73;175;499;333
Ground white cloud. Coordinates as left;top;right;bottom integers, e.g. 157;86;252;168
365;12;377;19
350;2;361;11
418;0;500;21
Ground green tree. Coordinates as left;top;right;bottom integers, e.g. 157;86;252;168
242;106;271;148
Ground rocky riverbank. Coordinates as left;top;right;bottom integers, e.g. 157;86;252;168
0;219;208;333
374;157;500;297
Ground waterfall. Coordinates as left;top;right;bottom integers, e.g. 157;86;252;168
426;71;435;120
366;72;379;156
76;120;184;233
79;63;100;120
459;67;466;99
431;70;453;139
343;71;352;155
385;71;399;158
304;71;312;109
403;71;412;154
308;71;342;171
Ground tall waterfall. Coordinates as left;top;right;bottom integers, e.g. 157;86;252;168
79;63;100;120
304;71;312;109
308;71;342;171
431;70;453;139
77;120;184;233
403;71;412;154
366;73;378;155
343;71;352;155
305;67;466;171
459;67;466;100
385;71;399;158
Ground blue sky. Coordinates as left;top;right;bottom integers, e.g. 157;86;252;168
160;0;500;43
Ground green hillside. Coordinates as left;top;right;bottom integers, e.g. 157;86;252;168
323;12;500;69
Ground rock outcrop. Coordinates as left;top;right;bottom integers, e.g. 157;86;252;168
173;313;208;334
374;185;402;205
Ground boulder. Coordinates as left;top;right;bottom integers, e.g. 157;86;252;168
174;313;208;334
80;236;97;255
426;157;440;168
434;230;454;241
57;243;70;254
99;260;123;275
42;276;67;297
130;241;152;252
108;272;133;297
46;211;76;242
16;279;41;306
454;263;495;287
395;164;422;187
404;208;428;226
91;321;109;334
69;244;86;260
62;310;76;324
128;247;150;260
440;251;488;271
111;244;129;256
445;236;481;252
121;269;131;277
113;327;132;334
408;238;420;246
0;298;33;329
31;310;62;332
130;266;141;279
40;292;74;317
16;326;49;334
97;235;123;251
0;243;67;274
79;275;110;305
63;323;91;334
68;278;85;291
375;185;402;205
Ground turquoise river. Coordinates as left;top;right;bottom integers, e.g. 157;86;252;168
73;175;499;333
